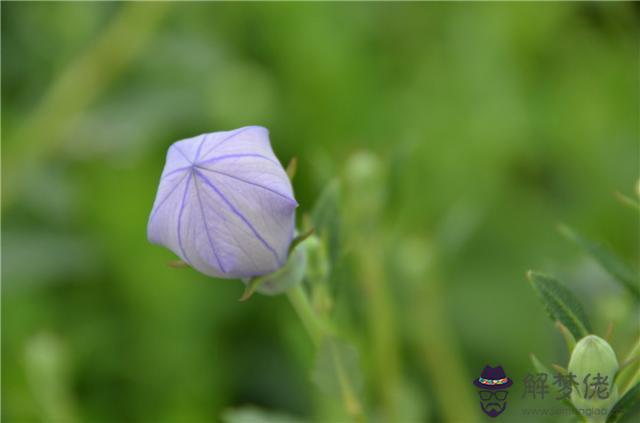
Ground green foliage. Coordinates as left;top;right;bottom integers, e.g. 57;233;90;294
616;338;640;395
607;383;640;423
559;224;640;300
527;271;592;339
310;179;342;268
311;337;363;418
222;406;305;423
3;2;638;422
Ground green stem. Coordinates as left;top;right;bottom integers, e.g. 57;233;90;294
286;284;365;422
354;239;401;421
286;284;323;346
413;275;477;422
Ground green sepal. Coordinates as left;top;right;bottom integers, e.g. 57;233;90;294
239;235;309;301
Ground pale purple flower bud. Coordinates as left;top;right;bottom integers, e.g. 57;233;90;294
147;126;298;279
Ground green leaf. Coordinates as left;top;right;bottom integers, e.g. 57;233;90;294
556;321;577;354
558;224;639;300
530;354;584;420
607;383;640;423
311;337;363;416
527;271;592;339
530;353;552;375
616;337;640;394
221;405;305;423
310;179;342;267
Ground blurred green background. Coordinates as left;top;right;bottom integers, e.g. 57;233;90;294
2;2;638;422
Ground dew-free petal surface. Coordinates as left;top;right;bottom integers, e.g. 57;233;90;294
147;126;297;279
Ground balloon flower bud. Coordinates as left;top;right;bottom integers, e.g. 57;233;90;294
568;335;619;420
147;126;298;279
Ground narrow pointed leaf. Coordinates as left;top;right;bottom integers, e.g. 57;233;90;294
607;383;640;423
616;337;640;394
527;271;592;339
552;363;569;375
556;321;577;354
530;353;551;375
558;224;639;300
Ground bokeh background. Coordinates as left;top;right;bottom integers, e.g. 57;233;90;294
2;2;638;422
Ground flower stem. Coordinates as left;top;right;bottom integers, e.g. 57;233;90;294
286;284;365;422
286;284;323;346
354;239;402;421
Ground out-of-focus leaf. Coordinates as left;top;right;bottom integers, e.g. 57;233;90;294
25;333;79;423
616;337;640;394
310;179;342;267
615;192;640;212
527;271;592;339
221;405;305;423
607;383;640;423
558;224;639;300
530;353;552;375
530;354;583;420
3;231;100;288
311;337;363;417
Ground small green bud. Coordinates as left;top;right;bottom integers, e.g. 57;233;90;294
568;335;619;421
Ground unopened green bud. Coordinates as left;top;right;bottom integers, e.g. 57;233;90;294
568;335;619;421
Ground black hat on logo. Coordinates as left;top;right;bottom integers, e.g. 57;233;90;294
473;365;513;390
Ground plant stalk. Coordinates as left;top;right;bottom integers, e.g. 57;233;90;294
286;284;365;422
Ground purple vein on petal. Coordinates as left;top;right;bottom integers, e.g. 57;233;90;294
177;172;193;265
149;172;189;223
173;145;192;164
196;166;297;205
161;166;191;181
198;126;257;161
197;153;278;167
194;134;208;162
194;173;226;273
194;169;280;264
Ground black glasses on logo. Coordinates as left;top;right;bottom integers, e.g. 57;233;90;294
479;390;508;401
